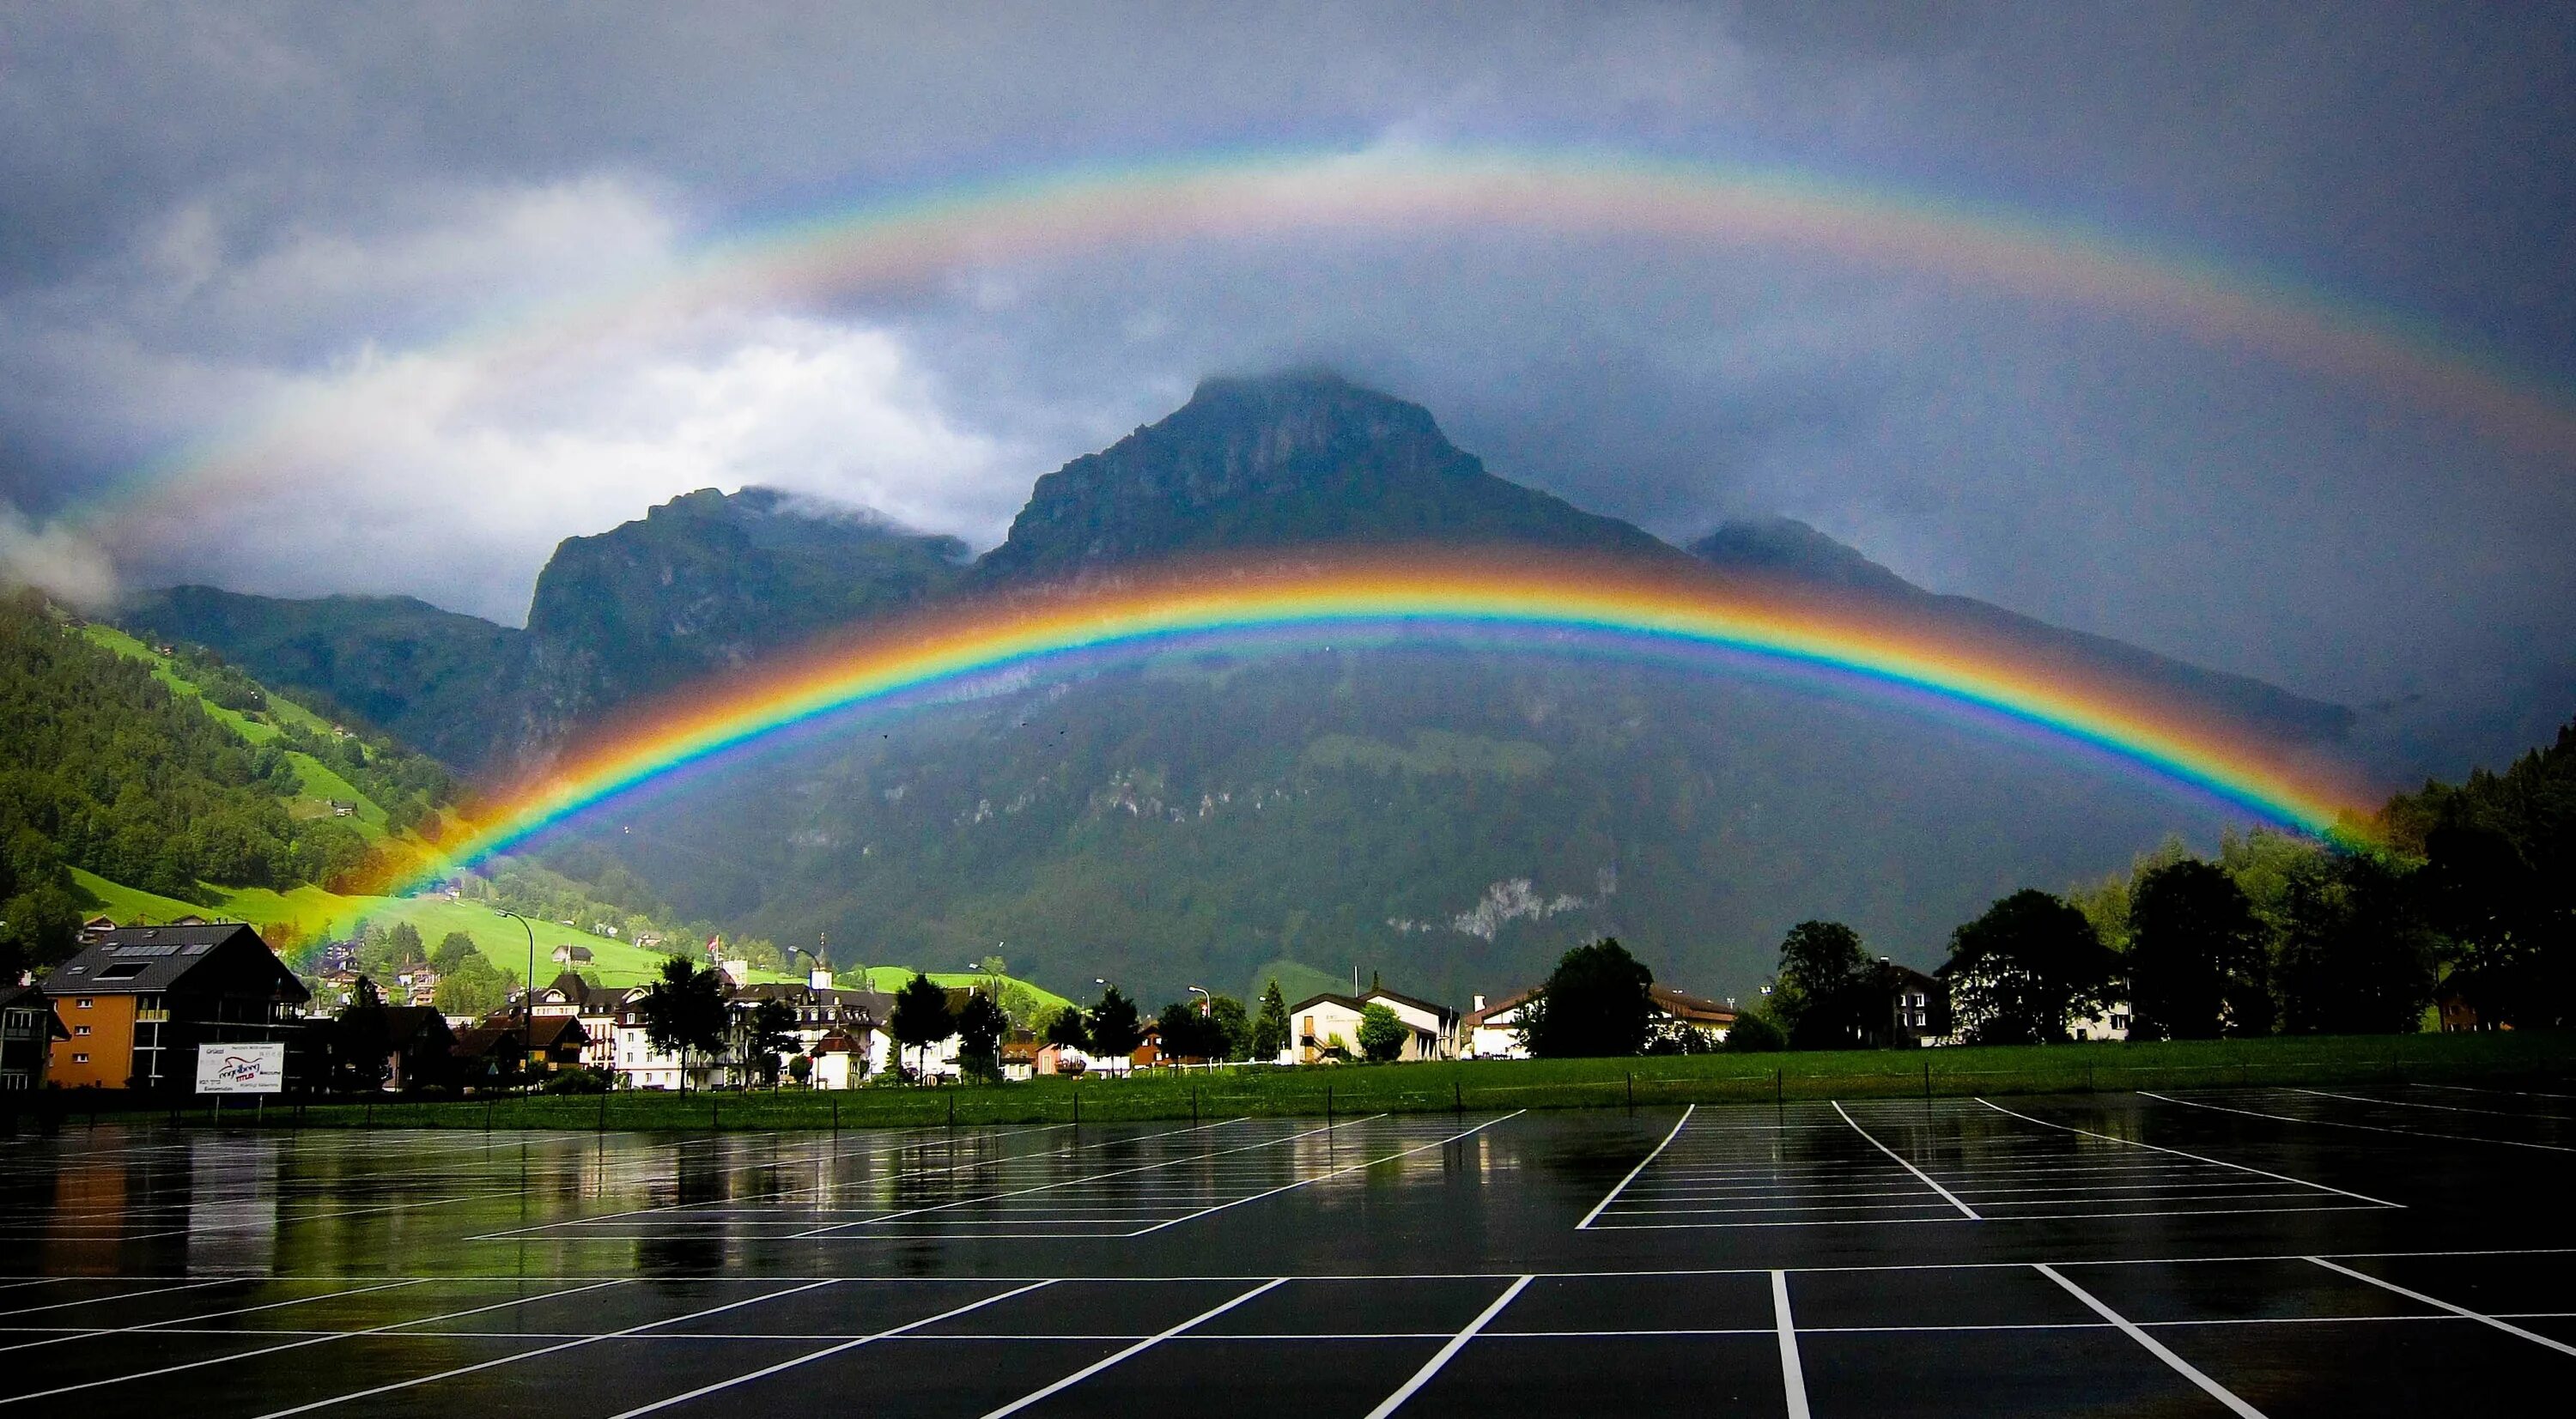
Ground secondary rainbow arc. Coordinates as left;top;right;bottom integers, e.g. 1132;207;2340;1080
392;557;2373;894
70;146;2576;543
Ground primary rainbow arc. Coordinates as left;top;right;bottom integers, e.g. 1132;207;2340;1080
393;556;2371;893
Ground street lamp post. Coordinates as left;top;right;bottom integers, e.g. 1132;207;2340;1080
496;908;536;1094
1188;985;1210;1016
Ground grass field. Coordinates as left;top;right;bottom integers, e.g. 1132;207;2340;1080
186;1029;2576;1132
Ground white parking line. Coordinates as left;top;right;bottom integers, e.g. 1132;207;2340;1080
0;1279;629;1406
0;1277;428;1355
2033;1264;2267;1418
248;1279;841;1417
1832;1102;1980;1220
2304;1256;2576;1357
1364;1275;1530;1419
1982;1097;2403;1207
2140;1090;2576;1155
609;1280;1059;1417
978;1278;1288;1419
0;1276;236;1319
1771;1271;1811;1419
2293;1087;2576;1124
1135;1113;1525;1235
785;1118;1358;1239
1577;1105;1693;1230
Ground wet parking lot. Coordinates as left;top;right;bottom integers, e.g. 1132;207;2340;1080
4;1085;2573;1416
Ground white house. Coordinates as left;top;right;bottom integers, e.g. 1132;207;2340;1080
1279;984;1460;1064
1463;982;1736;1058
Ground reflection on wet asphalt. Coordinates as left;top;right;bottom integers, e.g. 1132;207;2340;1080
3;1089;2573;1416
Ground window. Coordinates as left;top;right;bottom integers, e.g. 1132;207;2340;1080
97;962;149;980
71;1052;88;1064
73;1025;90;1036
76;998;92;1009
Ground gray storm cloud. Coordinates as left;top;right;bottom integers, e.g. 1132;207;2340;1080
0;3;2569;777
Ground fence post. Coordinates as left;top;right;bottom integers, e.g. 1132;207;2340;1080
1923;1057;1932;1100
1072;1089;1080;1126
1625;1073;1634;1112
598;1089;608;1133
1455;1081;1463;1115
711;1096;720;1131
2086;1062;2096;1094
1326;1083;1334;1122
364;1097;373;1129
948;1091;956;1128
1774;1069;1783;1109
831;1095;840;1132
483;1098;493;1131
1191;1087;1199;1125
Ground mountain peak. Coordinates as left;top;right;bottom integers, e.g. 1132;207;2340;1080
1687;517;1920;597
978;371;1678;579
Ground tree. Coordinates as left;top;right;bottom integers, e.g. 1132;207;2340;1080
956;990;1009;1081
637;955;730;1093
890;973;955;1082
1721;1011;1787;1052
431;953;511;1019
1207;993;1252;1061
1940;890;2114;1045
1522;938;1655;1058
1042;1004;1091;1052
2274;852;2437;1034
2126;859;2269;1040
1087;986;1144;1067
744;998;799;1088
430;931;482;973
333;975;390;1091
1771;920;1868;1048
386;920;426;965
1156;1003;1203;1063
1249;981;1291;1061
2416;823;2561;1027
1356;1003;1409;1063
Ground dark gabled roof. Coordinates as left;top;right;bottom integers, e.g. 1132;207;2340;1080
46;925;308;1004
1649;983;1736;1026
377;1006;454;1046
1463;988;1538;1030
727;982;892;1022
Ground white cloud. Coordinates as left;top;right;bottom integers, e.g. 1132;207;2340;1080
8;176;1024;623
0;502;118;608
104;312;1020;623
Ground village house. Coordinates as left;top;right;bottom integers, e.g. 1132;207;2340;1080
2;979;69;1090
527;971;630;1072
45;925;311;1092
723;961;895;1088
374;1005;457;1090
453;1013;590;1084
1281;981;1461;1064
1464;981;1739;1059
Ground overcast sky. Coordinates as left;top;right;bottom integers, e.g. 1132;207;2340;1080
1;2;2570;780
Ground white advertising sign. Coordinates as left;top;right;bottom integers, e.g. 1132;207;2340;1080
195;1041;287;1095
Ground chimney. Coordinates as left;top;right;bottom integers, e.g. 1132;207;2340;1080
1473;993;1487;1013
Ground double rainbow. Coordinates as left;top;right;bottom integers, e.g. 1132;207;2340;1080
393;552;2372;893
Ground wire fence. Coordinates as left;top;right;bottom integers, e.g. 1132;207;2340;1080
9;1040;2567;1135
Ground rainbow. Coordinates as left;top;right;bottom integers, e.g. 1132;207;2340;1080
72;146;2576;543
392;552;2374;892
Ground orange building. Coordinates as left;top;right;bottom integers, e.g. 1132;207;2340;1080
46;925;310;1092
